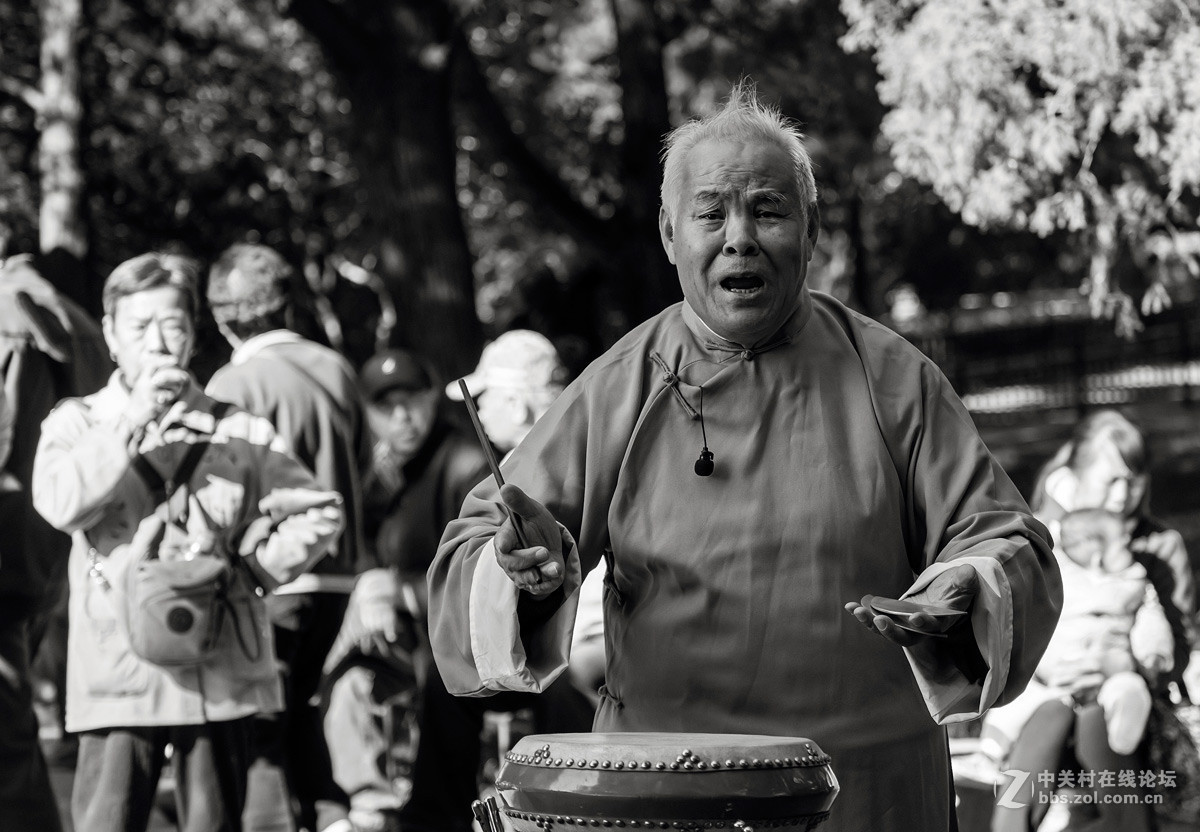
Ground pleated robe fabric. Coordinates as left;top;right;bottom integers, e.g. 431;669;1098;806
428;290;1062;832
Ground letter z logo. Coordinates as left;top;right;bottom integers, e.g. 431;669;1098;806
996;769;1032;809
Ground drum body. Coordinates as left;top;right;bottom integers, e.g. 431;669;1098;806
495;733;839;832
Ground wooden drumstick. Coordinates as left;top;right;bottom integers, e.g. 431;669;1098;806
458;379;532;551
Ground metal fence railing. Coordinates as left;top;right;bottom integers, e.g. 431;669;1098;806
894;299;1200;425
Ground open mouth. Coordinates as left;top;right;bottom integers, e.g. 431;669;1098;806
720;274;765;294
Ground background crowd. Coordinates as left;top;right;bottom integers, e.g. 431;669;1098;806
0;244;606;832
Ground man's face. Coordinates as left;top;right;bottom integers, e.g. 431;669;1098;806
477;387;531;454
660;137;818;346
102;286;195;387
369;388;438;460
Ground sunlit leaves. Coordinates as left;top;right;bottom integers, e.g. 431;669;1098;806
456;0;622;326
844;0;1200;327
0;0;364;274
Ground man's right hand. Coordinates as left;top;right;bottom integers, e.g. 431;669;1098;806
126;360;190;427
494;483;564;597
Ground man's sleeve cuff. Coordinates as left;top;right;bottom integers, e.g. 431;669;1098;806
901;555;1013;723
468;532;584;693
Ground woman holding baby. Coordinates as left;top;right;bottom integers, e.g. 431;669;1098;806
990;409;1199;831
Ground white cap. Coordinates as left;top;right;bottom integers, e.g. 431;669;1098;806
446;330;566;400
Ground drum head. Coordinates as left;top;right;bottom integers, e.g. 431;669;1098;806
495;733;839;832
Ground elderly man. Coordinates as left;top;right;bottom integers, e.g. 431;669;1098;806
33;252;344;832
427;85;1062;832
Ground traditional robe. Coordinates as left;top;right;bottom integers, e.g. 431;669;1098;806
428;290;1061;832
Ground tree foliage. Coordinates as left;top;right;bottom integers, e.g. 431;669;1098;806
84;0;362;272
451;0;643;356
3;0;1126;377
0;0;41;259
2;0;363;301
843;0;1200;335
458;0;1068;326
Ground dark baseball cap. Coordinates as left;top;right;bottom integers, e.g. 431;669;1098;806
360;349;436;402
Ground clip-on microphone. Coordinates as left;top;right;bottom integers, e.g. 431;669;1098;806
694;385;714;477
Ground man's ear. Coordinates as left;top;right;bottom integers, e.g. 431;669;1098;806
659;205;677;264
805;202;820;256
518;397;538;430
101;313;117;361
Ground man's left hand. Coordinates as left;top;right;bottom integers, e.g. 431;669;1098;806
844;563;980;647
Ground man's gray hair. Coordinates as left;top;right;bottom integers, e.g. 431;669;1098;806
103;252;201;320
660;82;818;222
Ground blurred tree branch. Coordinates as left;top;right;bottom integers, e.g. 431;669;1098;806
0;75;43;111
38;0;86;259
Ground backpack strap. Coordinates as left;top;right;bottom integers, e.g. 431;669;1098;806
131;402;232;522
85;401;233;581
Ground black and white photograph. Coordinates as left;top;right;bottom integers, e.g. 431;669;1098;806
1;2;1198;831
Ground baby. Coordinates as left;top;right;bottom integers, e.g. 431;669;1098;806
981;508;1173;760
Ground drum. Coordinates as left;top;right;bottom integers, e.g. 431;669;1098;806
491;733;839;832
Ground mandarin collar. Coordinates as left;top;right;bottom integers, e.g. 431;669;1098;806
680;286;813;355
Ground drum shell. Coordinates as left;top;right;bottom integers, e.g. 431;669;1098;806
495;733;839;832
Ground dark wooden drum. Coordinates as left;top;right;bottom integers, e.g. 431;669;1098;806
492;733;839;832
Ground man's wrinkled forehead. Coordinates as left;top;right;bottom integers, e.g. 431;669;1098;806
689;184;795;208
679;139;800;202
112;288;191;323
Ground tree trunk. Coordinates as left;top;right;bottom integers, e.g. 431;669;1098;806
847;194;873;314
609;0;681;325
1084;181;1119;319
38;0;87;259
288;0;482;378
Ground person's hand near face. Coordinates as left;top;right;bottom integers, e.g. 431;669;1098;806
102;285;196;429
127;358;191;427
